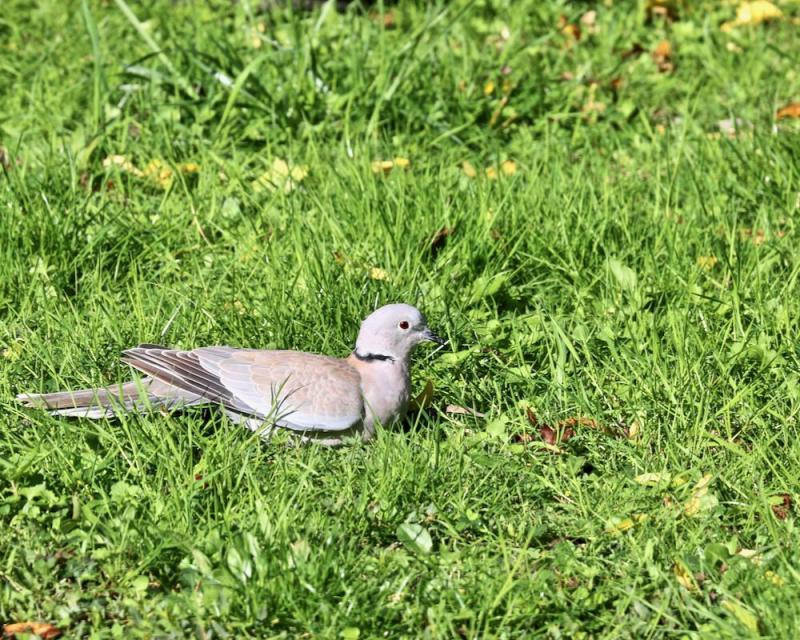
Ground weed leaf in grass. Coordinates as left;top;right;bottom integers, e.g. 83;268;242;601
608;258;637;291
396;523;433;555
722;600;760;633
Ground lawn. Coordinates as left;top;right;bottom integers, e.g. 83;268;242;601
2;0;800;637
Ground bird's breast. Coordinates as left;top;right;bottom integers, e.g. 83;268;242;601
357;362;410;429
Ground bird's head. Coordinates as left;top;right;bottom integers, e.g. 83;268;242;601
354;303;444;363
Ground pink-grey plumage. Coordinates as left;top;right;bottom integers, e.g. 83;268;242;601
16;304;444;445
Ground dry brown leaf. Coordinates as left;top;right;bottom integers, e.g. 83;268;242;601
777;103;800;120
3;622;61;639
512;432;535;444
621;43;646;60
522;410;591;445
539;424;576;446
652;40;674;73
370;10;396;29
558;15;581;44
771;493;792;520
740;228;766;245
445;404;486;418
647;0;679;21
429;226;454;254
558;416;598;429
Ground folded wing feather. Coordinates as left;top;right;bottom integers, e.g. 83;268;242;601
123;346;364;432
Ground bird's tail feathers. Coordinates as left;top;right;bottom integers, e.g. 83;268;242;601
16;378;172;418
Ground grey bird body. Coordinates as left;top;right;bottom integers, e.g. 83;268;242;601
16;304;443;445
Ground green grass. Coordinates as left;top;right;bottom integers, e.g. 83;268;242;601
2;0;800;637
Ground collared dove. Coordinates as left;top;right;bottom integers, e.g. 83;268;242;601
16;303;444;445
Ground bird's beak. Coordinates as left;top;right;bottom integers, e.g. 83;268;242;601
422;327;446;345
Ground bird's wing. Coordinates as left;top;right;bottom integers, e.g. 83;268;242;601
122;346;364;432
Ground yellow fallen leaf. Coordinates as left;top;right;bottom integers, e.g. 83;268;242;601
605;517;635;535
290;165;308;182
559;16;581;44
180;162;200;174
2;340;24;361
102;154;143;177
483;80;495;96
653;39;672;60
737;548;763;565
252;158;308;193
673;561;698;591
142;159;174;189
462;160;477;178
392;157;410;169
764;570;785;586
697;255;718;270
500;160;517;176
722;600;759;633
635;472;671;486
685;474;718;517
485;166;498;180
721;1;782;31
369;266;389;281
371;159;395;174
409;380;434;411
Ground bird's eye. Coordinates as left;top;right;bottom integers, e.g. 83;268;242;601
399;321;410;330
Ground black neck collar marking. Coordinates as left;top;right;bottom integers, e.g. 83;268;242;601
353;350;395;363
